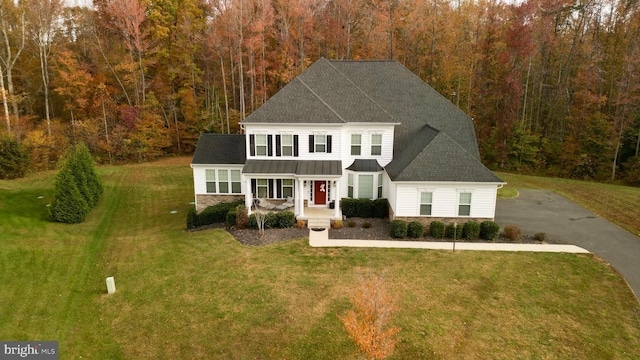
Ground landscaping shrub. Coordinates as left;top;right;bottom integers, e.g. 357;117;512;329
248;214;258;229
504;225;522;241
276;211;295;228
428;221;445;239
235;205;248;229
226;211;237;229
341;198;358;218
389;220;407;239
197;200;244;226
480;221;500;240
186;207;199;229
0;136;30;180
331;219;344;229
356;199;373;218
296;219;307;228
534;232;547;242
265;212;278;229
362;221;372;229
462;221;480;240
407;221;424;238
373;198;389;219
348;221;356;228
445;223;461;239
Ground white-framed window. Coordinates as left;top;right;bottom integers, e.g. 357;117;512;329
205;169;216;193
371;134;382;156
257;179;268;198
351;134;361;155
231;170;241;193
255;134;267;156
377;173;383;198
420;192;433;216
348;173;354;197
218;170;229;193
281;135;293;156
282;179;293;198
358;174;374;199
315;134;327;153
458;192;472;216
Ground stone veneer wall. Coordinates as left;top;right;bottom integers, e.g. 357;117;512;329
196;194;245;212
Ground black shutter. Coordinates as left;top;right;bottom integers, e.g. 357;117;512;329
327;135;332;153
267;135;273;156
268;179;274;198
276;179;282;198
249;135;255;156
309;135;314;153
251;179;257;197
275;135;281;156
293;135;299;157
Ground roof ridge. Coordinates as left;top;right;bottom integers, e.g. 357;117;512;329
325;60;398;123
297;77;346;123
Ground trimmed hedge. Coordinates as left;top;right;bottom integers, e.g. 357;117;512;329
480;221;500;240
276;211;296;228
428;221;445;239
226;211;237;229
186;207;199;229
341;198;388;218
407;221;424;238
247;211;295;230
197;200;244;226
462;221;480;240
445;223;461;239
390;220;408;238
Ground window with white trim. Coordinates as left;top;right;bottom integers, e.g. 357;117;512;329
282;179;293;198
255;134;267;156
315;134;327;153
257;179;268;198
218;170;229;193
458;192;472;216
358;174;374;199
377;173;383;198
351;134;361;155
371;134;382;156
348;173;354;197
420;192;433;215
230;170;241;193
281;135;293;156
205;169;216;193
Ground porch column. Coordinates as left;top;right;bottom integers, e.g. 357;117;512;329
245;178;253;215
333;179;340;218
297;178;305;217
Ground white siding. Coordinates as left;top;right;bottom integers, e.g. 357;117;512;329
191;165;245;195
244;124;343;161
391;183;499;218
340;124;395;167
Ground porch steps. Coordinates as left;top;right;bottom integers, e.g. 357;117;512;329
307;218;331;229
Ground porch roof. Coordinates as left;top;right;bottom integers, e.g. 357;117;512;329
243;160;342;176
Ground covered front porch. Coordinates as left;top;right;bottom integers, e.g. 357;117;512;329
242;159;343;220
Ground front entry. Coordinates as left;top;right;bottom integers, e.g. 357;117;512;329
313;181;327;205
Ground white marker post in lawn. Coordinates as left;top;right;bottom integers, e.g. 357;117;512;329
106;277;116;294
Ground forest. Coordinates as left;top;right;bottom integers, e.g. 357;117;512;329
0;0;638;183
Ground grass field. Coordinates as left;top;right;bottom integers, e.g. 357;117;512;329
1;158;639;359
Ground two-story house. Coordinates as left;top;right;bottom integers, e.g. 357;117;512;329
191;58;504;224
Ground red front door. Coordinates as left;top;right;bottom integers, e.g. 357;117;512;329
314;181;327;205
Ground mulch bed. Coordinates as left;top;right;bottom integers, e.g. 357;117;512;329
195;217;564;247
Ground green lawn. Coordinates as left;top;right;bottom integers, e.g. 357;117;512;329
1;158;639;359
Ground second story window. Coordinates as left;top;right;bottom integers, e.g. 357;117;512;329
351;134;361;155
255;134;267;156
309;134;332;153
371;134;382;156
281;135;293;156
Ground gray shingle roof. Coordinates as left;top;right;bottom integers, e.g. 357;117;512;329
191;134;246;164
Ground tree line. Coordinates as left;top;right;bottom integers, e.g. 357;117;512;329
0;0;638;183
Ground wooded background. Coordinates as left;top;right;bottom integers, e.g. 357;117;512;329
0;0;638;183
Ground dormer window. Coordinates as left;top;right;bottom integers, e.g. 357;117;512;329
371;134;382;156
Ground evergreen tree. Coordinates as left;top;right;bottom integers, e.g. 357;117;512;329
74;143;103;207
0;136;30;179
49;161;89;223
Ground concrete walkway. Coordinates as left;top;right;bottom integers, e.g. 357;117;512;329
496;189;640;300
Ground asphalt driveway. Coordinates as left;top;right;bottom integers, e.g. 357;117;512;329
496;189;640;300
